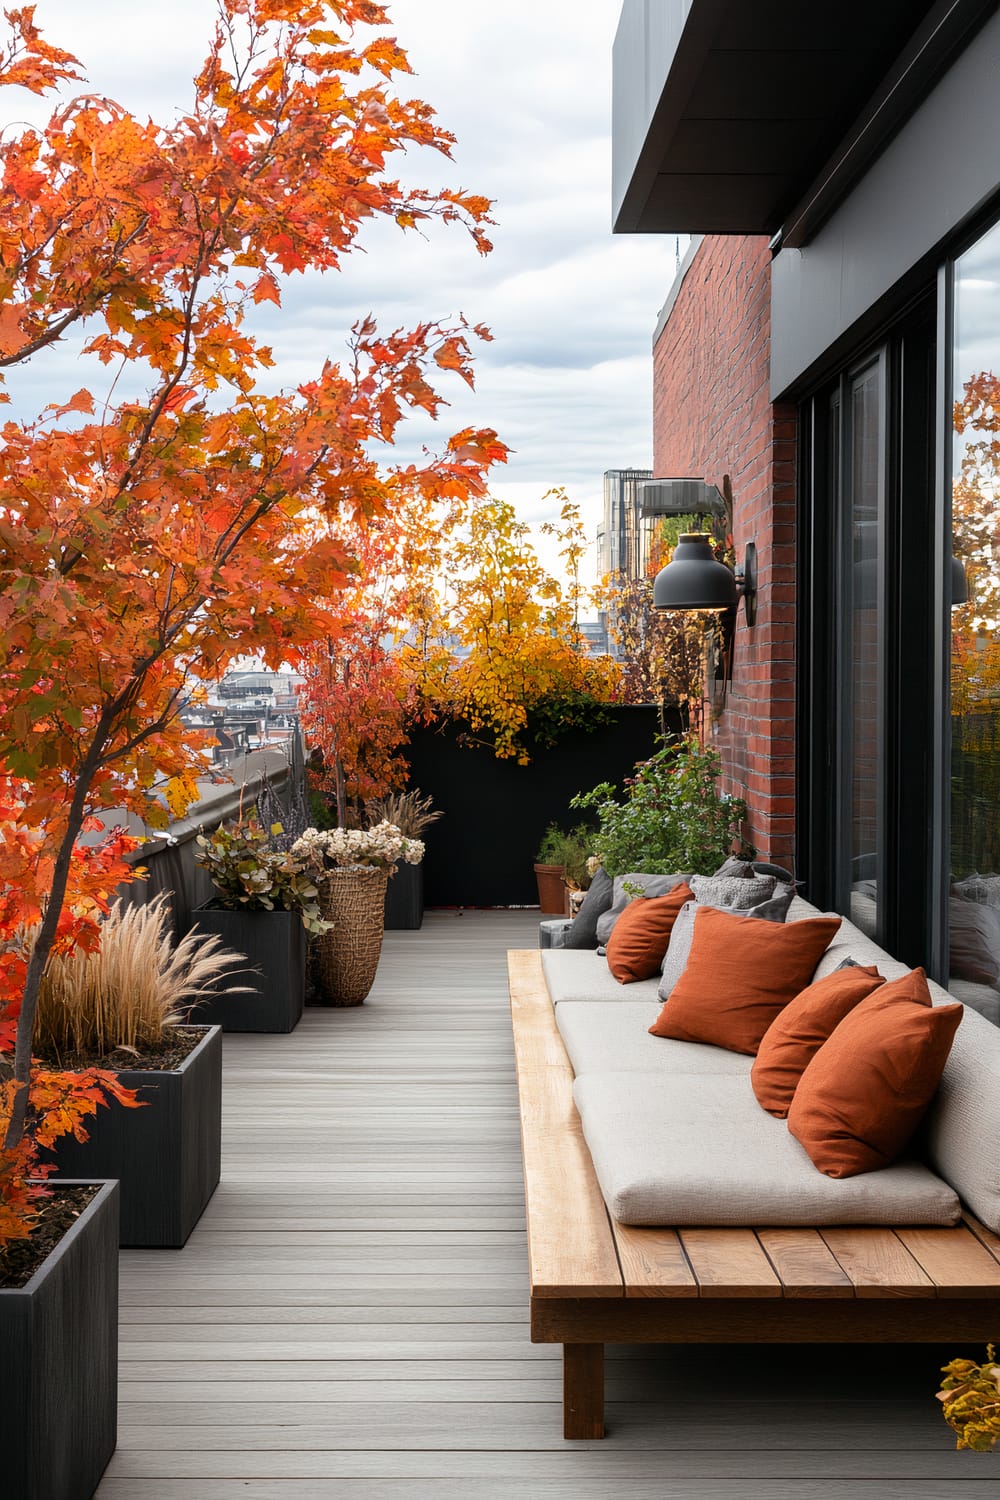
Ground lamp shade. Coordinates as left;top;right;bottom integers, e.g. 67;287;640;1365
652;532;738;612
639;479;725;519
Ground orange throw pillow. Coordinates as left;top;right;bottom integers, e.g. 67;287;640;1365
787;969;963;1178
605;883;693;983
648;906;842;1053
751;964;885;1117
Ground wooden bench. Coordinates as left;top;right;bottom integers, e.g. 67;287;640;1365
508;949;1000;1439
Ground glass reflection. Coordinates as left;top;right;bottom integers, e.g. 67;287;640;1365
950;221;1000;1000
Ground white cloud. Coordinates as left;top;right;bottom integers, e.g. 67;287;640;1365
8;0;676;574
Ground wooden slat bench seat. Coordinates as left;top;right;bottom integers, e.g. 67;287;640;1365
508;949;1000;1439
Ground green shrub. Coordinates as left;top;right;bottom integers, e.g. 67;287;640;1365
571;736;752;878
536;822;595;888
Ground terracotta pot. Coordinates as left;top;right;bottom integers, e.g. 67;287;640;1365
534;862;569;916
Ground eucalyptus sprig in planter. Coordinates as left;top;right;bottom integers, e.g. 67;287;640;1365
194;818;327;1032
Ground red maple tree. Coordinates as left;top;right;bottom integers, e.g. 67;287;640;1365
0;2;505;1224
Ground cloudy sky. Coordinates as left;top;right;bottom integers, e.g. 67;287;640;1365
10;1;678;581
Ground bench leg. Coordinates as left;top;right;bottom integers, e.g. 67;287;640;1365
563;1342;604;1439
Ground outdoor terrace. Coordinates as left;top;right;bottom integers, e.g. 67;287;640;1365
100;910;990;1496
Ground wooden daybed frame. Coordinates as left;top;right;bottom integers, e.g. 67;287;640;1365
508;949;1000;1439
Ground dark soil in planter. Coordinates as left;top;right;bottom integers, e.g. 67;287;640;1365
34;1025;205;1073
0;1185;98;1289
45;1025;222;1247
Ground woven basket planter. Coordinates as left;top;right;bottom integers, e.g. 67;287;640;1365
314;865;389;1006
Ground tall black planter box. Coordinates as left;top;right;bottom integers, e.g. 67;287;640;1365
384;862;423;930
49;1025;221;1248
2;1179;119;1500
192;902;305;1032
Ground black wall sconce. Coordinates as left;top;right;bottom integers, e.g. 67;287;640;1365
652;532;757;627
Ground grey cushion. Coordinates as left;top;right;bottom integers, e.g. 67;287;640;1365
713;857;757;879
657;898;788;1002
948;896;1000;986
573;1072;962;1227
594;871;691;946
562;867;614;950
945;978;1000;1026
748;882;796;922
556;1001;751;1078
952;872;1000;907
925;999;1000;1235
689;873;777;909
797;903;909;982
538;919;572;949
540;948;660;1006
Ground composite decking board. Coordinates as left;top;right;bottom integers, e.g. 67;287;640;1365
93;1482;1000;1499
98;1456;997;1483
98;912;982;1492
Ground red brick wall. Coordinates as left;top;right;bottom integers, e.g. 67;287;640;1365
653;235;797;869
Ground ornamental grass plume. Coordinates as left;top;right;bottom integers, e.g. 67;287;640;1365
33;895;245;1060
365;788;443;839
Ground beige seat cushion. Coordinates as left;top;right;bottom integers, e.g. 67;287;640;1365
556;1001;750;1078
540;948;659;1006
573;1072;961;1228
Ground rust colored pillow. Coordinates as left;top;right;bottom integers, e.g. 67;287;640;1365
648;906;842;1053
787;969;963;1178
751;964;885;1117
605;883;693;983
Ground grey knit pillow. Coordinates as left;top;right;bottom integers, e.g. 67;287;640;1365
689;873;777;909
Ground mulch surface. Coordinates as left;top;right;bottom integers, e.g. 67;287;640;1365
0;1184;99;1289
35;1024;208;1073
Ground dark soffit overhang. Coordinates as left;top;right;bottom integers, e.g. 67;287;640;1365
612;0;996;242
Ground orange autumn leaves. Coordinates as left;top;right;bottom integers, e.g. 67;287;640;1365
0;0;506;1223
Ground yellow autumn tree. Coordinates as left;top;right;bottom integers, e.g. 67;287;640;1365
404;491;619;762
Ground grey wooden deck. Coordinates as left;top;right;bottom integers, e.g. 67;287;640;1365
98;910;992;1497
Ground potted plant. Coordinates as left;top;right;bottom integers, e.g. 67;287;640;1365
38;895;237;1247
534;822;594;914
293;822;425;1004
937;1346;1000;1450
194;817;327;1032
1;1064;133;1500
570;735;753;876
366;789;443;930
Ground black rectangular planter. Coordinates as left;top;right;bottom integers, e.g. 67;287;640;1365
49;1025;222;1248
192;902;305;1032
384;862;424;930
1;1179;119;1500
